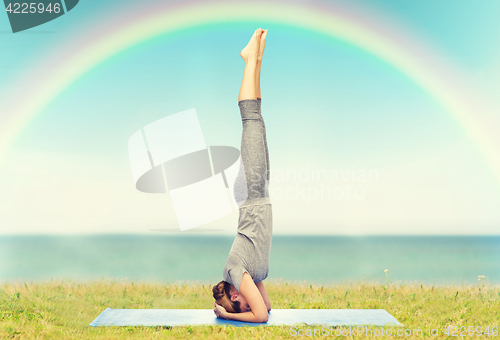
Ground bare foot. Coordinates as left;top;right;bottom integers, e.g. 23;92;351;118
257;29;268;62
240;28;262;62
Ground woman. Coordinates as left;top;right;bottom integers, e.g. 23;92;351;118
212;28;272;323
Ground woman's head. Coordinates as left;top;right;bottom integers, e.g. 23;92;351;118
213;280;250;313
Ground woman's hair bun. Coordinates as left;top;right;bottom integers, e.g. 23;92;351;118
212;281;226;300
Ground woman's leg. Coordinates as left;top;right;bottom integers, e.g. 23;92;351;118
238;28;261;102
234;29;270;205
256;30;270;181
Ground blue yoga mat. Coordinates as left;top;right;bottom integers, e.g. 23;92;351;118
90;308;401;327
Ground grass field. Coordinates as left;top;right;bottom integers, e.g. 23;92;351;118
1;279;499;339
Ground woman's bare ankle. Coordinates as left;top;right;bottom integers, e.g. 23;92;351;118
244;56;259;66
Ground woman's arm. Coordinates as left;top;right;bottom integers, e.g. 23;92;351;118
220;273;269;323
255;281;271;312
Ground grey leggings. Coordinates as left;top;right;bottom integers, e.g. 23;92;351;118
233;98;271;206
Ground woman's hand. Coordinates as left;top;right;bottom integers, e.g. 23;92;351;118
214;302;227;319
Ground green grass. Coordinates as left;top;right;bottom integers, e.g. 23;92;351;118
0;279;499;339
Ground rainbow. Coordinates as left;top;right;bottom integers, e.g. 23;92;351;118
2;0;499;186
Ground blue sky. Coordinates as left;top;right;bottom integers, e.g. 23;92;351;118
1;0;500;235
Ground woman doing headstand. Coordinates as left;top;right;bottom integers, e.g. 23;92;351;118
212;28;272;323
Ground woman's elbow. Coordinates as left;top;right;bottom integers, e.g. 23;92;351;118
255;313;268;323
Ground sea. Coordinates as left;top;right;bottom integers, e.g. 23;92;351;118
0;235;498;286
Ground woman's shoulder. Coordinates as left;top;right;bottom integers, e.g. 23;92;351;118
226;265;250;292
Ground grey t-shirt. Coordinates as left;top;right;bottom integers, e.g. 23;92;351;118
223;199;273;292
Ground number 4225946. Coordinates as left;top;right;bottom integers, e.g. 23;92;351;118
5;3;62;14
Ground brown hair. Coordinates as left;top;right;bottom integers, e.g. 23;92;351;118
212;280;241;313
